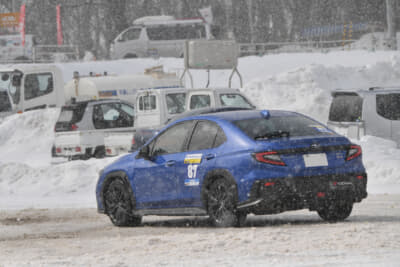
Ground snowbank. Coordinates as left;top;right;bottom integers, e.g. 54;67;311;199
1;50;400;209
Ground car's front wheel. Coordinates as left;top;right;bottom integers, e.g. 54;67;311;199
103;178;142;227
317;199;353;222
207;178;246;227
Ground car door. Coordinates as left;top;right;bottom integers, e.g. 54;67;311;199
174;120;226;207
133;121;194;209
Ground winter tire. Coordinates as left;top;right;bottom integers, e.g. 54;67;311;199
317;199;353;222
207;178;246;227
103;178;142;227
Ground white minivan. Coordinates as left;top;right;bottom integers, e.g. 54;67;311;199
327;87;400;146
110;16;212;59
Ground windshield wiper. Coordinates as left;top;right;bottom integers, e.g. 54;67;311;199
255;131;290;140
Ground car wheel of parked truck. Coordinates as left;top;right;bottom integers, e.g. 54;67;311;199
207;178;247;227
317;199;353;222
103;178;142;227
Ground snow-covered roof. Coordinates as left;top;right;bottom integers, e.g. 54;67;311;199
133;16;204;26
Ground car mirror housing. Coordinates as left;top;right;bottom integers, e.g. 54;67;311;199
137;146;151;160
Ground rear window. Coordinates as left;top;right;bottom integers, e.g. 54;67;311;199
329;94;363;122
234;115;333;139
190;94;210;109
376;94;400;120
57;103;87;123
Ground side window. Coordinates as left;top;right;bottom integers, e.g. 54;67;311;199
190;94;211;109
24;73;53;100
188;121;225;151
220;94;253;108
152;121;193;156
166;93;186;114
93;103;134;129
138;95;156;111
376;94;400;120
121;28;141;41
147;26;177;41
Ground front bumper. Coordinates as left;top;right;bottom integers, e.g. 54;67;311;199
238;173;367;215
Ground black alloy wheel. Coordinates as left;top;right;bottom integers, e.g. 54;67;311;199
207;178;246;227
104;178;142;227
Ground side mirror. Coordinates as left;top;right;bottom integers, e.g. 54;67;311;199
137;145;151;160
12;75;21;87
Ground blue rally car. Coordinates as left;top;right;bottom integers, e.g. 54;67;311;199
96;110;367;227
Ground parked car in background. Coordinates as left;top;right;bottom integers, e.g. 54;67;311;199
96;109;367;227
327;87;400;146
110;16;212;59
53;99;135;160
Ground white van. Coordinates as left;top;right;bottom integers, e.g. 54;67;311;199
327;87;400;145
0;34;35;62
110;16;212;59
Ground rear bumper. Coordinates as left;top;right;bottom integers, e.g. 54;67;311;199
238;173;367;214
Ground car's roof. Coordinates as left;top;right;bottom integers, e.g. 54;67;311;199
177;109;299;123
332;87;400;97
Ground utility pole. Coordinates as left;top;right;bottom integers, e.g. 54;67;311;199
386;0;397;50
248;0;254;43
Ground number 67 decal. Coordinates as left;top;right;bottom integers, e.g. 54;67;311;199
187;164;199;178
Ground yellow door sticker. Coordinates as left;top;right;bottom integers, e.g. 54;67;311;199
184;154;202;164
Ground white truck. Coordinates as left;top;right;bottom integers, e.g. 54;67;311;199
0;64;65;116
53;67;184;160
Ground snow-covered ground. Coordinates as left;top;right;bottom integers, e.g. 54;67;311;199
1;50;400;210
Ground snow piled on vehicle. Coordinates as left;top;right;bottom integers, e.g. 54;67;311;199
0;50;400;209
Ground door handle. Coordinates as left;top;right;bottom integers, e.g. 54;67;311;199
205;154;215;160
165;160;176;167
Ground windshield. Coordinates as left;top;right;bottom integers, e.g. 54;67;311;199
0;72;21;105
234;115;333;139
220;94;253;109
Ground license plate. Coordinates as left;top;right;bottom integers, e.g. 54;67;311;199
303;153;328;167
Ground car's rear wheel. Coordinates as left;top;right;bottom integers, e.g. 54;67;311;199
207;178;246;227
317;199;353;222
103;178;142;227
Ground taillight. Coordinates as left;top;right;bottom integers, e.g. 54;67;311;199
56;147;62;153
75;146;81;152
254;151;286;166
131;137;135;145
71;124;78;131
346;145;362;161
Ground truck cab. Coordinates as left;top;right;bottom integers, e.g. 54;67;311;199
0;64;64;116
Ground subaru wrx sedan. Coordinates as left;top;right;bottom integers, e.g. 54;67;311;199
96;110;367;227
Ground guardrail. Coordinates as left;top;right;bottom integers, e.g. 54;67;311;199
239;40;355;56
33;45;79;62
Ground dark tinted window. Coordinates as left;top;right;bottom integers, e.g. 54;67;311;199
376;94;400;120
0;91;11;112
152;121;193;156
147;24;206;41
24;73;53;101
234;115;333;139
329;94;363;122
188;121;223;151
55;102;88;132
